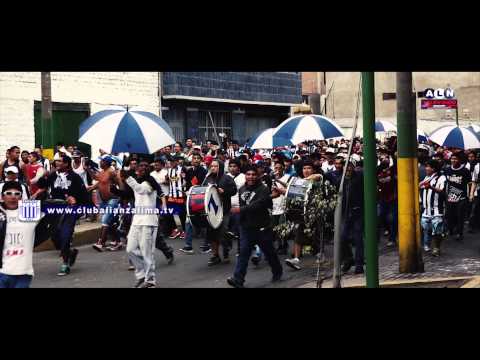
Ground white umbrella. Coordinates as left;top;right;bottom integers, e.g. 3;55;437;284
429;125;480;150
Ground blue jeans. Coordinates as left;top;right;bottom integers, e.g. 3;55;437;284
99;198;120;226
49;212;79;263
184;219;209;249
233;227;283;285
421;216;445;247
0;273;33;288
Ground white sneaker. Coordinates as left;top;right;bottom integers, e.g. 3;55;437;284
423;245;431;252
285;257;301;270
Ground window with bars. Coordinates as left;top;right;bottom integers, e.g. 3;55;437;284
198;110;232;144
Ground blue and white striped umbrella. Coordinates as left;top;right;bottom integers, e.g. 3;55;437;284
246;128;293;149
429;125;480;150
272;115;344;145
79;107;175;154
466;124;480;136
375;120;397;133
418;129;429;144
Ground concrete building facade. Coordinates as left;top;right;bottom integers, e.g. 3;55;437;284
0;72;302;157
302;72;480;136
0;72;160;157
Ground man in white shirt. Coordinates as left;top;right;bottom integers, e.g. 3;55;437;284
0;181;49;288
0;167;30;202
121;160;165;288
271;161;291;254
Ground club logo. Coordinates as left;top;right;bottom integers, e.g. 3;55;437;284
208;196;219;215
19;200;41;222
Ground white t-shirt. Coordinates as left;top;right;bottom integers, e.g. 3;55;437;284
272;174;291;216
322;162;336;174
0;208;40;276
229;173;246;208
126;177;159;227
150;169;170;197
72;159;89;187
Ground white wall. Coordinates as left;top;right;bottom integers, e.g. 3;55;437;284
0;72;160;156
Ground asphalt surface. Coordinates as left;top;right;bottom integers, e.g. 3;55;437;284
31;237;320;288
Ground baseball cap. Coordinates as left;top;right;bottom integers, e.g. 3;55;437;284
72;150;83;158
418;144;430;152
4;166;18;174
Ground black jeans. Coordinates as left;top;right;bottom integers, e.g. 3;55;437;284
233;227;283;285
446;200;467;236
341;209;364;268
469;197;480;230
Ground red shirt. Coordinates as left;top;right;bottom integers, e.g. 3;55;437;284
377;167;395;203
25;163;43;195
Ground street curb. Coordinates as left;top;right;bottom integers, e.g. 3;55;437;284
299;276;474;288
460;276;480;288
34;223;102;252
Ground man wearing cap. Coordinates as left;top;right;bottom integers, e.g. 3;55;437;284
0;167;30;202
0;146;24;183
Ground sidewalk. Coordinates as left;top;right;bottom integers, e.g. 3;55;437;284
298;229;480;288
34;218;101;252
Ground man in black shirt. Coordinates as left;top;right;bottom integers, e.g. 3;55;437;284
36;155;89;276
444;152;472;242
227;165;283;288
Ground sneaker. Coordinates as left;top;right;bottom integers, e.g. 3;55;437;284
133;278;145;288
423;245;431;252
251;256;260;266
179;232;186;240
92;242;105;252
140;282;156;288
208;256;222;267
285;258;301;271
107;242;124;251
169;229;181;239
128;265;136;271
354;266;364;274
386;241;395;248
227;276;244;288
432;248;440;257
341;260;354;274
384;230;389;237
57;264;70;276
201;246;212;254
68;248;79;267
167;253;175;265
179;247;195;254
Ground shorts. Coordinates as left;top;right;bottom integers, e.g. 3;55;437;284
99;197;120;226
421;216;445;236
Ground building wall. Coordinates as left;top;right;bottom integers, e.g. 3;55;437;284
163;72;302;104
322;72;480;135
0;72;160;156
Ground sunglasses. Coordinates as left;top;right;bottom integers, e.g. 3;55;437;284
4;191;22;196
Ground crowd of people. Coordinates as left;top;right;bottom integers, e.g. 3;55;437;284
0;133;479;288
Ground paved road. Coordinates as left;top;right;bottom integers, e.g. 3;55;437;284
31;237;319;288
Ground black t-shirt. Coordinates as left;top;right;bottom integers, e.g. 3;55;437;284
38;170;89;205
444;165;471;203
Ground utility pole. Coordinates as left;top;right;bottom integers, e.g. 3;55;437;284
362;72;379;288
41;72;53;159
396;72;424;273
